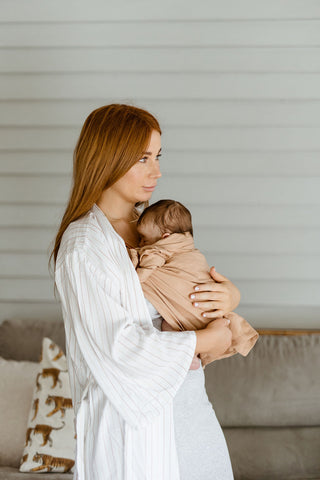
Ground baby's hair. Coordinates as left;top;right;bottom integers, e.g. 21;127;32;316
137;199;193;236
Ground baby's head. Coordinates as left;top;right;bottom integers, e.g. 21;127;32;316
137;199;193;247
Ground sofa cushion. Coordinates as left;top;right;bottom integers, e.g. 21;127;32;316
19;338;75;474
0;358;39;468
2;318;320;429
223;426;320;480
0;466;73;479
205;333;320;427
0;318;65;362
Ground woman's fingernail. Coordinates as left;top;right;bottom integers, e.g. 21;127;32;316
194;302;198;307
190;294;195;299
202;313;207;318
194;286;199;291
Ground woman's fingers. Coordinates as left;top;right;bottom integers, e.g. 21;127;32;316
190;278;235;314
190;290;227;316
192;282;226;294
190;291;224;302
192;300;223;311
200;309;225;319
209;267;229;283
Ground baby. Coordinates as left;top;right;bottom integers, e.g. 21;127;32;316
130;199;259;368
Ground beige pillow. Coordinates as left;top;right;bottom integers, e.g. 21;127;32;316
19;337;75;473
0;357;39;467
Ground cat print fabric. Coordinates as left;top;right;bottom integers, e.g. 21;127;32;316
19;337;76;473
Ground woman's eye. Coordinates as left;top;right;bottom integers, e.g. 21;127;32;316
138;154;162;163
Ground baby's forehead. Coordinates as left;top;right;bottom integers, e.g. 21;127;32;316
139;212;154;224
138;216;160;231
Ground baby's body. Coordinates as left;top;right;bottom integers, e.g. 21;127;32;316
130;200;259;368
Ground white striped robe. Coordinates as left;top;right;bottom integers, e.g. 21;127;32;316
55;203;197;480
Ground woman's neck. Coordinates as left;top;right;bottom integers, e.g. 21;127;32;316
96;189;135;223
96;191;140;248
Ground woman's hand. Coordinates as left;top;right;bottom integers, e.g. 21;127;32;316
195;317;232;367
189;267;241;319
200;318;231;368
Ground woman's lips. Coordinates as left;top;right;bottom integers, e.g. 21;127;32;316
143;185;156;192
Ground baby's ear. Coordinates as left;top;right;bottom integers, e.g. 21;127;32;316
162;232;171;239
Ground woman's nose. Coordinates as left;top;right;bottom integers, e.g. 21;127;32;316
150;161;162;178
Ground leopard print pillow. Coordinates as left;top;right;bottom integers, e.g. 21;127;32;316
19;337;75;473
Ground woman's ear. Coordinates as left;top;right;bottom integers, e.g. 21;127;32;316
162;232;171;239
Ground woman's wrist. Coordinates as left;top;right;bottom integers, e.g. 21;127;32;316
194;317;231;356
194;329;209;356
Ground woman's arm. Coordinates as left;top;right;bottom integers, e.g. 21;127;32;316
55;249;197;428
189;266;241;319
194;317;232;356
161;316;232;370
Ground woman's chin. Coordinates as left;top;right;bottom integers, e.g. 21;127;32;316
138;191;154;202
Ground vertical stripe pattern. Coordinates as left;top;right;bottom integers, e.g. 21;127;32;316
54;203;196;479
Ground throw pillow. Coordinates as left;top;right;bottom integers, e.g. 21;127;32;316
0;357;39;467
19;337;75;473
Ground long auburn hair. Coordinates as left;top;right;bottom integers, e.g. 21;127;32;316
49;103;162;271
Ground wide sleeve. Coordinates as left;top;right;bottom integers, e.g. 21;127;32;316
55;249;196;429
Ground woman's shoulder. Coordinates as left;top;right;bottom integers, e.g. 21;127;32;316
61;211;103;248
56;207;121;269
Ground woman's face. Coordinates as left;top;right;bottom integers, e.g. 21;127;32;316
109;129;162;205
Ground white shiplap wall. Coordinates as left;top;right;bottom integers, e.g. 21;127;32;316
1;0;320;326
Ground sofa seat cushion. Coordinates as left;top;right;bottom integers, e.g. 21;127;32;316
223;426;320;480
0;466;72;479
205;333;320;427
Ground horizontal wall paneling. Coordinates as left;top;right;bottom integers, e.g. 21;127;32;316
1;73;320;100
1;1;320;22
1;176;319;205
1;226;319;255
1;204;319;228
1;1;319;324
1;48;320;74
1;100;320;128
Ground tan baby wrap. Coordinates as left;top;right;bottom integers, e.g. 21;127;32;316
130;232;259;362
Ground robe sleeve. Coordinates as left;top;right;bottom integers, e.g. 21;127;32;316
55;249;196;429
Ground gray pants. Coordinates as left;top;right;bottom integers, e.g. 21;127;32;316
148;298;234;479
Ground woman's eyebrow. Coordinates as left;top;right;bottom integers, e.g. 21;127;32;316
142;147;162;155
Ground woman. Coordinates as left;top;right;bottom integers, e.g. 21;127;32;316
51;104;238;479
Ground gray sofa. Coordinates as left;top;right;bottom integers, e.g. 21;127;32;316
0;317;320;480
